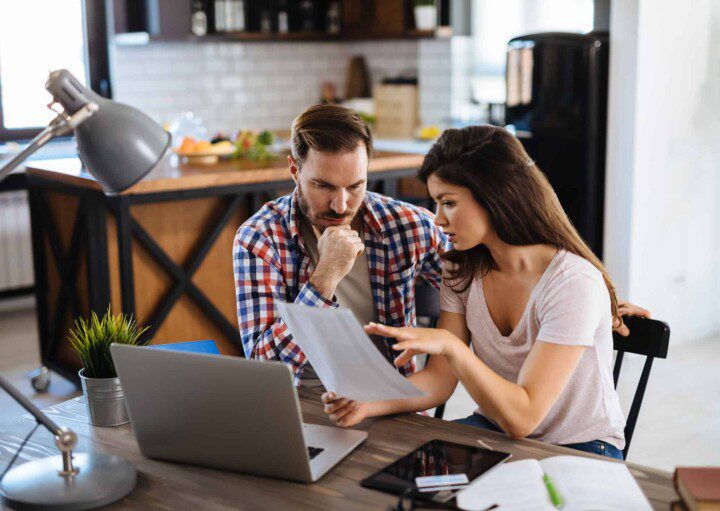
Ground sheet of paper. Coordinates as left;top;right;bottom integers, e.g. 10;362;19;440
456;459;553;511
540;456;653;511
275;301;425;402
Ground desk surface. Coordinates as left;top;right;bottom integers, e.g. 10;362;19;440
24;150;424;196
0;392;676;510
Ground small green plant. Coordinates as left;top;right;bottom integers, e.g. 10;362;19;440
69;307;150;379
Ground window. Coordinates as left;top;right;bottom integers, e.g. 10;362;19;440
0;0;110;141
453;0;594;122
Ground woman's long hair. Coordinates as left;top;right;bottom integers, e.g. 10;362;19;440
418;126;621;326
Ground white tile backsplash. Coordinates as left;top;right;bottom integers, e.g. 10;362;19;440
111;38;452;133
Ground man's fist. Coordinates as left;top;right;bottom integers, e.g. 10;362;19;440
310;226;364;298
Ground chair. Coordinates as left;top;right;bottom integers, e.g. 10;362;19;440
612;315;670;458
414;281;445;419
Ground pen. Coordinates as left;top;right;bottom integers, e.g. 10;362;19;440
543;473;564;509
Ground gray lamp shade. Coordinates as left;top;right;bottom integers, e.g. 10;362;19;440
46;70;171;194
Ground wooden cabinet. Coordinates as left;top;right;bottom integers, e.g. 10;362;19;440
343;0;406;39
111;0;447;43
112;0;191;41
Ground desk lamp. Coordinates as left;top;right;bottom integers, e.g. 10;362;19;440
0;69;170;509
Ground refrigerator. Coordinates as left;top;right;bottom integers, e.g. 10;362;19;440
505;32;609;258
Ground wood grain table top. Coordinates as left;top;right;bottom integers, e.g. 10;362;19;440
0;390;676;510
24;151;425;196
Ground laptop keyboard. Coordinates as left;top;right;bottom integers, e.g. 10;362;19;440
308;446;324;459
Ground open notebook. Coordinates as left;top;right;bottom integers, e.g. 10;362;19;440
456;455;652;511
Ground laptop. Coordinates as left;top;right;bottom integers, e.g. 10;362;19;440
110;344;367;482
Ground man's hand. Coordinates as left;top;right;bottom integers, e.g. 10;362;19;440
310;226;364;299
614;300;652;337
321;392;370;427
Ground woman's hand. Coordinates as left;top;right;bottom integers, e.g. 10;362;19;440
321;392;370;427
614;300;652;337
363;322;464;367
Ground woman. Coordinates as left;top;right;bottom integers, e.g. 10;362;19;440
322;126;650;459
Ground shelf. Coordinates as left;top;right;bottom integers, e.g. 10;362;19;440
194;31;343;42
190;30;442;43
404;29;437;38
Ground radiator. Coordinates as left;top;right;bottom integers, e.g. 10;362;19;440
0;191;34;291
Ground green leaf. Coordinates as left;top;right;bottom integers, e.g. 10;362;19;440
68;305;150;379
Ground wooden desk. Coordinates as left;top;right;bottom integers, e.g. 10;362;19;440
0;393;676;510
23;152;427;385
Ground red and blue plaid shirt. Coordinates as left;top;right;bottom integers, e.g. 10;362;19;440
233;190;449;386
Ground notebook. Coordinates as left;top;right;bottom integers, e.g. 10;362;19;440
456;455;652;511
149;340;220;355
674;467;720;511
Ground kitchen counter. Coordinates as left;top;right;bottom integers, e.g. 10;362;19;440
25;150;425;195
24;150;428;385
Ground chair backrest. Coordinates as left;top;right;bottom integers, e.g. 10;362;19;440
414;282;445;418
613;315;670;459
414;280;441;327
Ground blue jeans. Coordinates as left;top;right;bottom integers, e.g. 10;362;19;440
454;414;624;460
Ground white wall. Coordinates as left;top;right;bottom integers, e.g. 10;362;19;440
605;0;720;342
110;39;452;133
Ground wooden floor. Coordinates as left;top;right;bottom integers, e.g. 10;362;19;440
1;299;719;471
0;299;80;422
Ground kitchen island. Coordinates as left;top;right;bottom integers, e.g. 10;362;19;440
25;151;427;385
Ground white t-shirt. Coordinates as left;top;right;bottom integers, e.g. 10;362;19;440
440;250;626;449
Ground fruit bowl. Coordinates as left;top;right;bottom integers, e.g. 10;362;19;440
172;139;234;164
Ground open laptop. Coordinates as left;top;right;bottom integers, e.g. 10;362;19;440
110;344;367;482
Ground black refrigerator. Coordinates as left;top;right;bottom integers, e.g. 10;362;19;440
504;32;609;258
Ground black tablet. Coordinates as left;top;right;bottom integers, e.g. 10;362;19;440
361;439;511;506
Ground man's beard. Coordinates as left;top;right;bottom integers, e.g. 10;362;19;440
296;182;360;233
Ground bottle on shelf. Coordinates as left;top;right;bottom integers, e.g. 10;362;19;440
260;8;271;33
191;0;208;36
299;0;315;32
326;1;341;34
277;0;289;34
214;0;226;32
228;0;246;31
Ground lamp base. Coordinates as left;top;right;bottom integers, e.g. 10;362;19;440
0;452;136;510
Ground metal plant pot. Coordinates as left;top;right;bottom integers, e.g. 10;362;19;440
78;369;129;427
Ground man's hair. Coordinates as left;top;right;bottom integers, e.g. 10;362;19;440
290;104;373;166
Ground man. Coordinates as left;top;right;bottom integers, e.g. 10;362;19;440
233;104;448;386
233;104;649;387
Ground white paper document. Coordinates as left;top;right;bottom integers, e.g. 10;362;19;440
275;301;426;402
456;456;652;511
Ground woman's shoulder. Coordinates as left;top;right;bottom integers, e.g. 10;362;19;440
542;250;608;302
441;262;478;302
554;250;605;283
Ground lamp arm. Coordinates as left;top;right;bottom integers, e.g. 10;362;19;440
0;372;79;476
0;103;98;184
0;373;63;437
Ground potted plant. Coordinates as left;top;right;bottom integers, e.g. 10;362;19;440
69;307;149;426
414;0;437;31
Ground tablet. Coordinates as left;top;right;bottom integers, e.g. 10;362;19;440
361;439;511;505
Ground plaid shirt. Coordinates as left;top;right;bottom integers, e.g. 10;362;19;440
233;190;449;386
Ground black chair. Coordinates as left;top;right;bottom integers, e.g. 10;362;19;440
414;281;445;419
613;315;670;458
